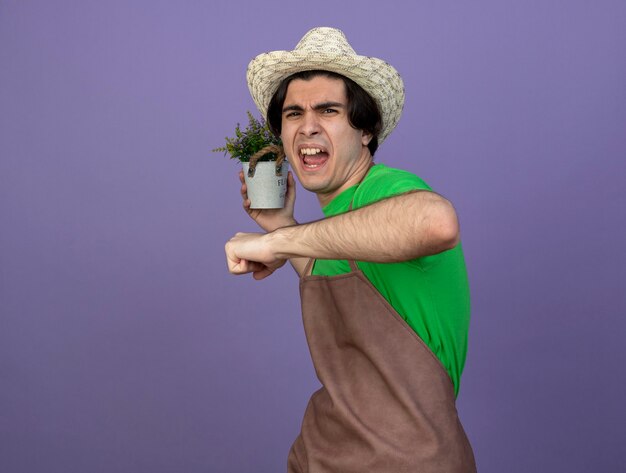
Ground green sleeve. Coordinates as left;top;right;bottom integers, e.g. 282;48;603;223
354;166;433;209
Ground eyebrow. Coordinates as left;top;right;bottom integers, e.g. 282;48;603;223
282;101;345;113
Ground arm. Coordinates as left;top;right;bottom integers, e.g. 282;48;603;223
226;190;460;279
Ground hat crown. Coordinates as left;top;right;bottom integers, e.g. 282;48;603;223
294;27;356;55
247;27;405;144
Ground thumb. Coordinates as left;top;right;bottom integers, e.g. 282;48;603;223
252;266;275;280
285;171;296;206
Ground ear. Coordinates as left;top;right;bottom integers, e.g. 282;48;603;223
361;131;372;146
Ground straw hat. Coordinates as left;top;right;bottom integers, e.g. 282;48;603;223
247;27;405;144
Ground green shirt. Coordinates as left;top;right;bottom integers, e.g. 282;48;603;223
312;163;471;396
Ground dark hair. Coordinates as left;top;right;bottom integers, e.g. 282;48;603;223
267;70;383;156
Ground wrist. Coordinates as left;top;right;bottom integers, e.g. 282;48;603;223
264;217;298;233
276;217;298;231
268;225;299;260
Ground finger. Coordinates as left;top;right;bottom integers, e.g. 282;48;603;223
239;171;249;198
226;252;246;274
285;171;296;205
230;258;265;275
245;260;267;273
225;241;251;274
253;267;274;280
288;171;296;191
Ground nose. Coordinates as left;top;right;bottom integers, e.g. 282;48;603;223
299;110;320;137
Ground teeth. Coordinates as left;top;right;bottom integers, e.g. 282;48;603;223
301;148;322;155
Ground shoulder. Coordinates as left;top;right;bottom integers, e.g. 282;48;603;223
354;164;433;208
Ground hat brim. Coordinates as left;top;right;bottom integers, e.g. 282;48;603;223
247;50;404;144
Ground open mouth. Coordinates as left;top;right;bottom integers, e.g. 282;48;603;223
299;147;329;170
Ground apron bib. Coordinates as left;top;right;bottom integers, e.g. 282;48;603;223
287;259;476;473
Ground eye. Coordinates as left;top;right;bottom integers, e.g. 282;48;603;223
323;108;338;114
285;111;301;118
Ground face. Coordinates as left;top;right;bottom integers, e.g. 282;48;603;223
280;75;373;206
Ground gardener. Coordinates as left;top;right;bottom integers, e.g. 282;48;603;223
225;27;477;472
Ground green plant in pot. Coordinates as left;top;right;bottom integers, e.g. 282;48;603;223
214;112;288;209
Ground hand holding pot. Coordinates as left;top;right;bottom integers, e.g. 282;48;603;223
240;170;297;233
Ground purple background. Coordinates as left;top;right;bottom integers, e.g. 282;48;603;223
1;1;625;471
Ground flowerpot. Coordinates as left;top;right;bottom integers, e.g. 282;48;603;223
242;160;289;209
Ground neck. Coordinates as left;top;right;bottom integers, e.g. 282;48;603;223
316;151;374;207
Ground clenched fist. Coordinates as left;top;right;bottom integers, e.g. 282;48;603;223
225;232;287;280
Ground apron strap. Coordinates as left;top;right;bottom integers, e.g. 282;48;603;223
345;177;363;274
302;258;359;277
303;258;316;277
347;260;359;272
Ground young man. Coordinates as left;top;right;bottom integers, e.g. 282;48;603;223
225;27;476;472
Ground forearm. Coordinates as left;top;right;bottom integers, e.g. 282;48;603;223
271;190;460;263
